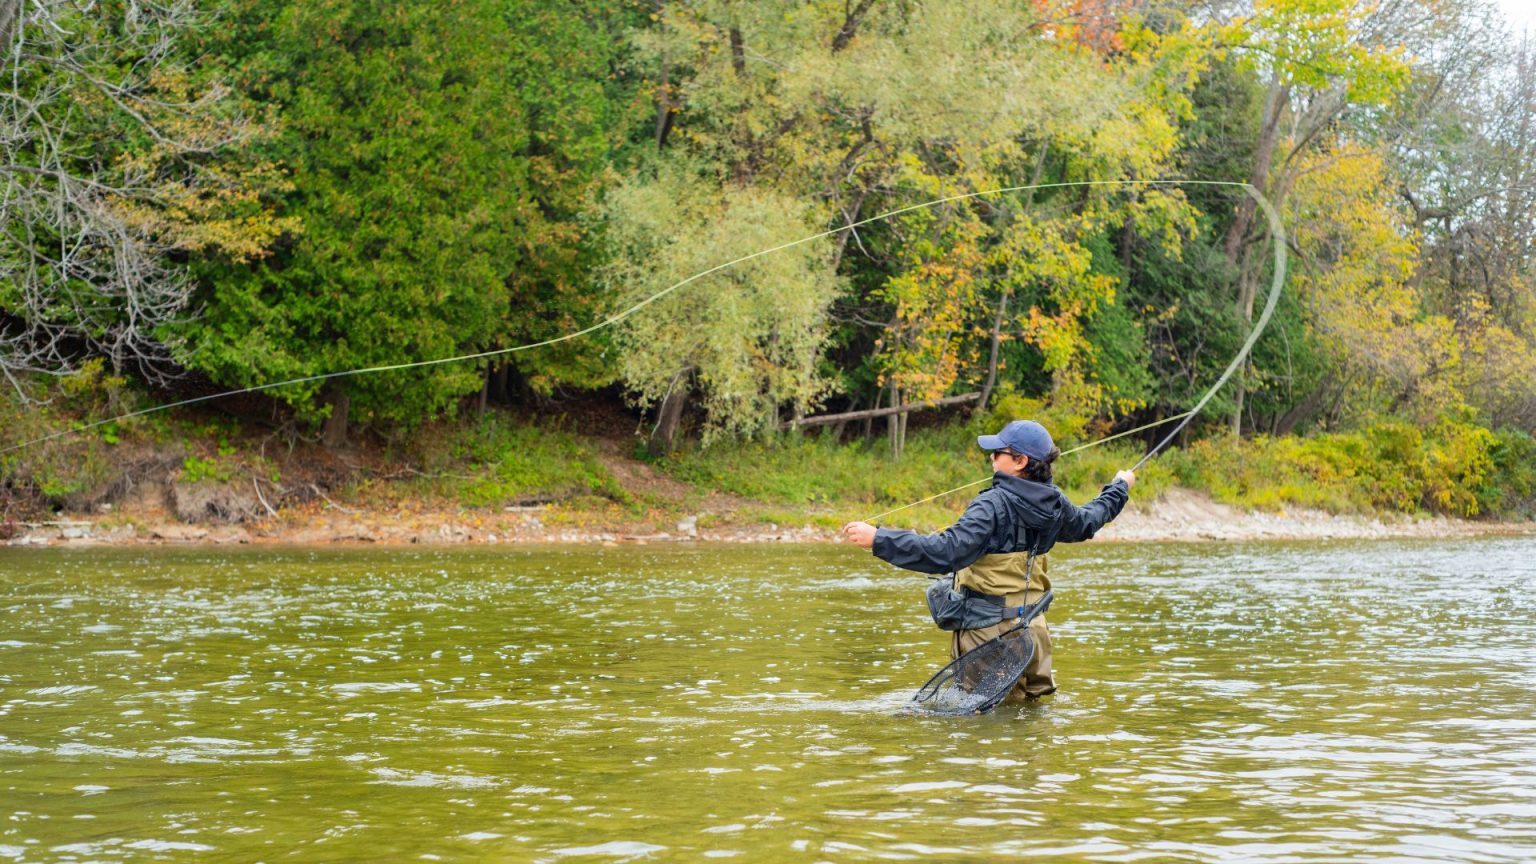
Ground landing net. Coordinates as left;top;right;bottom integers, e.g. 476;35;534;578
909;622;1035;715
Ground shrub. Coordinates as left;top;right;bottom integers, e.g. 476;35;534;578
401;414;628;508
1481;428;1536;517
0;381;118;511
1420;416;1495;517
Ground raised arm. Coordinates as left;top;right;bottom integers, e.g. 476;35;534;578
1057;474;1132;542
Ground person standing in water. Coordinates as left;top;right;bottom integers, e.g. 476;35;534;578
841;420;1134;700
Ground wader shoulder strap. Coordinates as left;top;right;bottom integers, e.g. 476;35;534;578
1001;507;1065;623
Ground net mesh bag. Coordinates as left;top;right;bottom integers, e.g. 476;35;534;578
908;622;1036;715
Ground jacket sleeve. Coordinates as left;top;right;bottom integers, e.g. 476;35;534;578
1057;478;1130;543
870;496;997;574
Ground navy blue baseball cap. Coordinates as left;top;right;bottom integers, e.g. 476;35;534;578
977;420;1054;460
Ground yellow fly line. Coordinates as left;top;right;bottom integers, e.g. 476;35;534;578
4;180;1284;478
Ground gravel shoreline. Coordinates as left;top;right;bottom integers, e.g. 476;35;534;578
5;489;1529;548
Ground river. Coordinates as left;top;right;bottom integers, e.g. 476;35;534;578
1;537;1533;862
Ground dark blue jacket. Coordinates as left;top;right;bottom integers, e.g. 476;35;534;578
871;472;1129;574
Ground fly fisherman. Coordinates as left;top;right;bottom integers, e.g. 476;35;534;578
841;420;1134;700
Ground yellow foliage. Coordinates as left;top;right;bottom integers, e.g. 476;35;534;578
1222;0;1410;104
1288;145;1464;416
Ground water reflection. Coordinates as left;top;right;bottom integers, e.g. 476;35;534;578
0;537;1533;861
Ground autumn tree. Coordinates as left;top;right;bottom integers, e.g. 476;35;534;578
1388;3;1536;431
1213;0;1411;434
609;0;1206;455
1285;146;1452;420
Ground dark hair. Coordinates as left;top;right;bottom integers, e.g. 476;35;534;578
1023;446;1060;484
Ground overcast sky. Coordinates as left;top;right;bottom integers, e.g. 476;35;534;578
1494;0;1536;36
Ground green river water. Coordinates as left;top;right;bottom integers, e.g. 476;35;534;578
1;537;1534;863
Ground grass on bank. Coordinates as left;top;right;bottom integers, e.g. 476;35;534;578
658;425;1173;531
362;414;631;510
657;412;1536;528
4;368;1533;527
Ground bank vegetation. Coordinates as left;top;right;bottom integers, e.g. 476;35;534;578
2;0;1534;530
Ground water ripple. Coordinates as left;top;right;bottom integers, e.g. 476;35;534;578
0;539;1532;861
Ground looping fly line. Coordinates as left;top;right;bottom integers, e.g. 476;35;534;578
3;180;1284;465
862;182;1287;523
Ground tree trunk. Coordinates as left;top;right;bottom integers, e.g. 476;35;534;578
1223;78;1289;265
974;290;1010;416
649;371;691;457
830;394;859;440
478;367;490;417
785;392;980;428
654;65;677;150
830;186;869;270
1224;78;1289;440
973;141;1045;418
1119;214;1136;274
831;0;878;52
0;0;20;55
729;27;746;77
1273;369;1333;436
492;363;511;403
322;384;350;449
1230;362;1246;440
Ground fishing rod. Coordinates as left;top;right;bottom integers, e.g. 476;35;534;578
3;180;1282;470
864;183;1286;523
1131;185;1285;471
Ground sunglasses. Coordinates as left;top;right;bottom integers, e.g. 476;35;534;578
990;449;1022;459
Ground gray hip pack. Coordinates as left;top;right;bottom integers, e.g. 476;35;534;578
924;565;1053;631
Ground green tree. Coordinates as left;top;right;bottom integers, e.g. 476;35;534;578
490;0;647;400
189;0;634;444
599;160;840;453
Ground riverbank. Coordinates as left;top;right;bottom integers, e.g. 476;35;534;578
6;398;1534;550
6;487;1529;548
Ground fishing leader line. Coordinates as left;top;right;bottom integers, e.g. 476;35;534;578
3;179;1279;458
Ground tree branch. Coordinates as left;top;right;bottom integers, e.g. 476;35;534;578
781;392;980;429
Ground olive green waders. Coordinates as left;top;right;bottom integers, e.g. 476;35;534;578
951;551;1056;699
